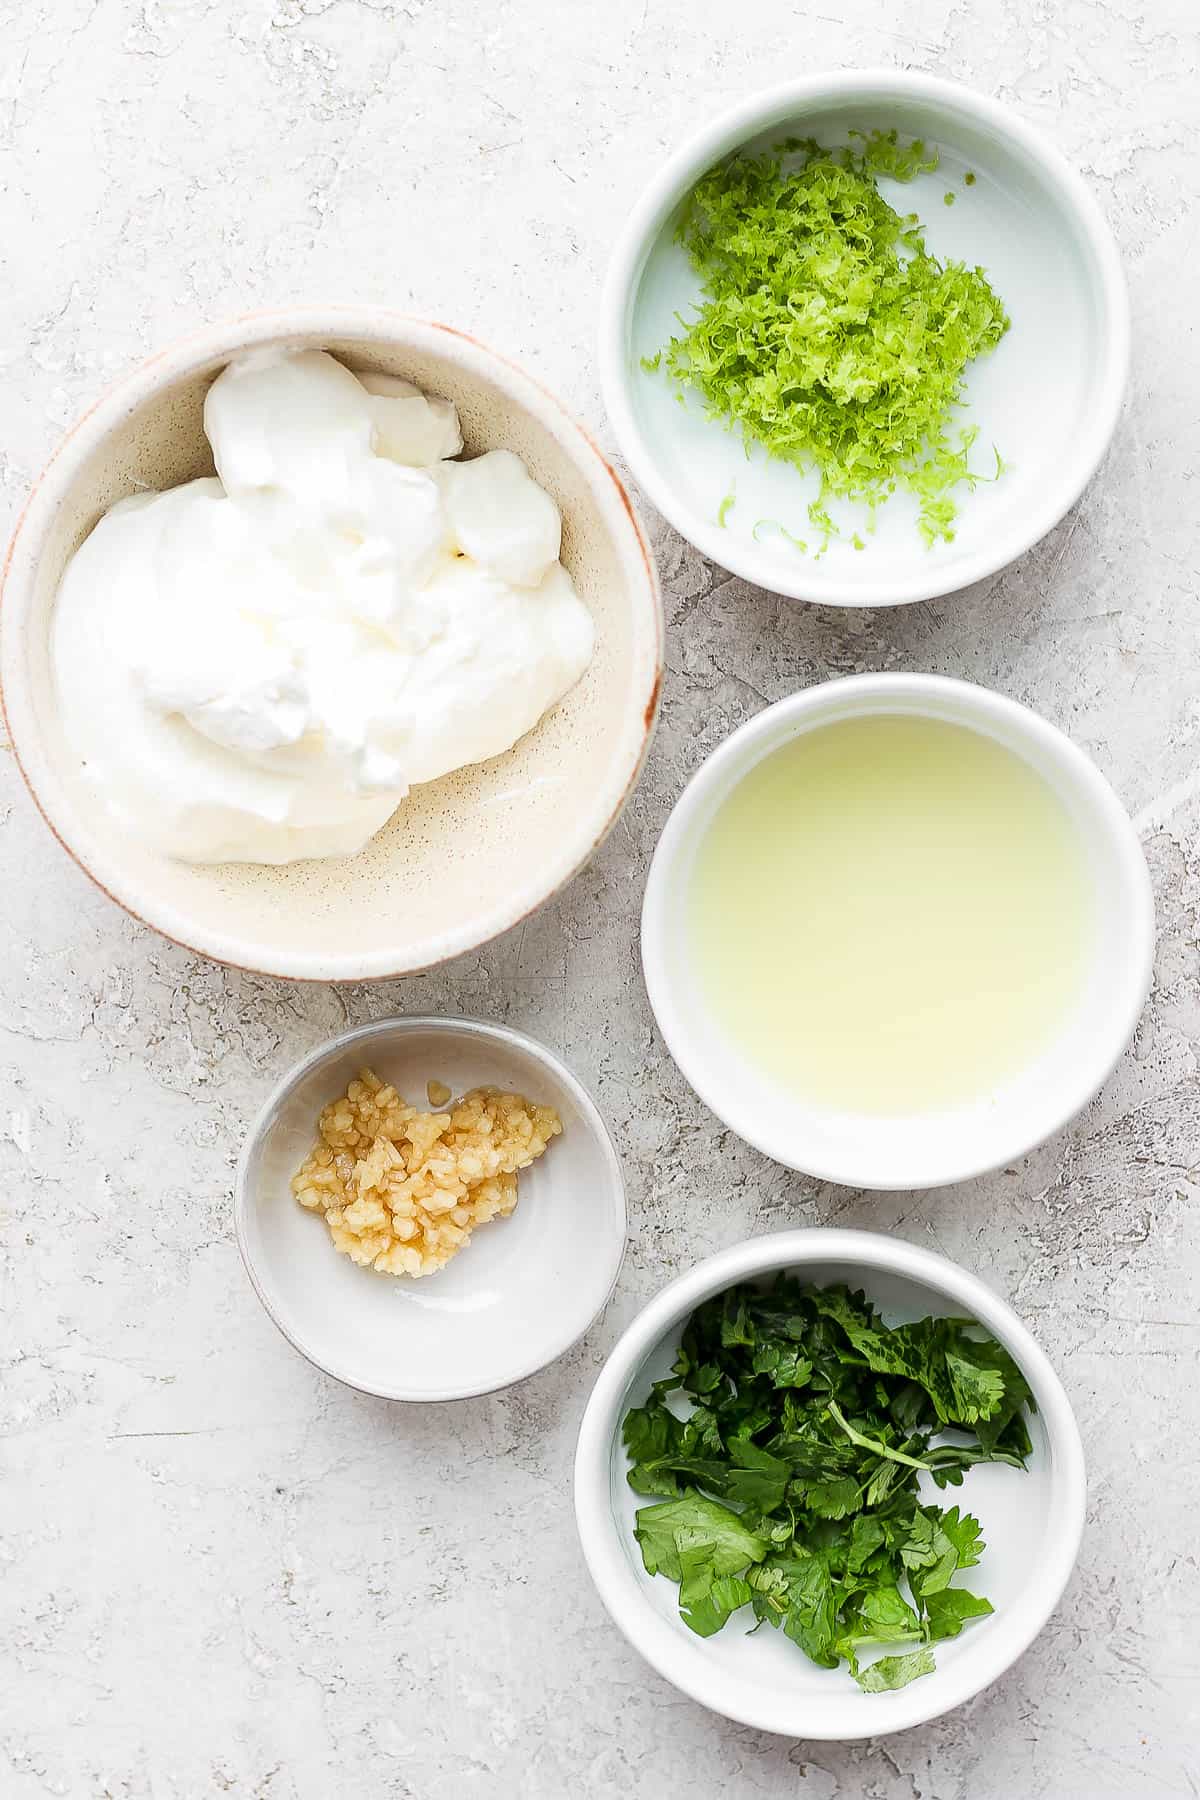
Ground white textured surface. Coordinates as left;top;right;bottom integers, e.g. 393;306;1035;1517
1;2;1197;1795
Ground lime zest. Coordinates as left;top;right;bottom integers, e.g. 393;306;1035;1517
648;131;1010;547
751;517;808;554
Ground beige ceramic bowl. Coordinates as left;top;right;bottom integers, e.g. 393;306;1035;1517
1;307;663;980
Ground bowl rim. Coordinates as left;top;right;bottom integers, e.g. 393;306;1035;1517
573;1226;1088;1740
0;304;665;981
598;66;1131;608
234;1012;629;1402
640;671;1155;1189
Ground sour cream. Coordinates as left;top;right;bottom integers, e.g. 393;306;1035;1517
51;349;595;864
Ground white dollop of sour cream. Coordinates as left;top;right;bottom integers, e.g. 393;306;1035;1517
51;349;595;864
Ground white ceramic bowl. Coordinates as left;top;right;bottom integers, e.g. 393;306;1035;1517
601;69;1129;607
575;1228;1086;1740
641;673;1153;1189
236;1016;626;1401
1;306;663;979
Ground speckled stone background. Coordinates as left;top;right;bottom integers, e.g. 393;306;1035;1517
2;3;1198;1796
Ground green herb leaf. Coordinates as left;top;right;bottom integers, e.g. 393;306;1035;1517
622;1399;680;1465
750;1338;813;1389
798;1474;863;1520
724;1439;793;1511
634;1496;768;1586
938;1505;986;1568
854;1648;937;1693
945;1346;1007;1423
903;1510;961;1598
680;1572;754;1637
779;1554;840;1668
840;1582;922;1653
924;1585;995;1640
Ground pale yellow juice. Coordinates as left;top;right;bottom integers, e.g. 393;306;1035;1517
688;713;1094;1116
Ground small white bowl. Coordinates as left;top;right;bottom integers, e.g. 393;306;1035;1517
641;673;1153;1189
1;306;663;980
600;69;1129;607
574;1228;1086;1741
235;1016;627;1401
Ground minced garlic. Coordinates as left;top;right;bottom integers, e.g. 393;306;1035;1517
291;1067;562;1278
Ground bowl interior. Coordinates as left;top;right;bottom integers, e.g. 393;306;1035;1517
9;321;659;976
617;85;1119;602
642;679;1151;1188
587;1251;1076;1739
238;1019;626;1400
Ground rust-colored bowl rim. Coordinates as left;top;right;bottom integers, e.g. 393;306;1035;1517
0;306;664;982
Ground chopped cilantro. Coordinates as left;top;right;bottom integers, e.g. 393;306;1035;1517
622;1278;1033;1692
646;131;1010;547
964;169;977;185
944;190;956;205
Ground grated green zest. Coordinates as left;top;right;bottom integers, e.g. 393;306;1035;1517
655;130;1010;547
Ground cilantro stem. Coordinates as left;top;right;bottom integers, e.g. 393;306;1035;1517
826;1400;934;1472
